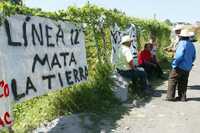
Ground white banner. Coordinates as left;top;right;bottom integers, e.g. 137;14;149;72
110;23;138;65
0;15;88;103
0;80;13;129
110;23;121;64
125;24;138;65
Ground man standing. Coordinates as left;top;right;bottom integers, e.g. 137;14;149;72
116;35;150;90
166;30;196;102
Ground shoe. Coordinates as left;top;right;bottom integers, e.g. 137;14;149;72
175;96;187;102
175;96;181;101
181;97;187;102
165;98;175;102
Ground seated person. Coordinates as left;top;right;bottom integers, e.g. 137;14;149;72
138;43;163;78
115;35;150;90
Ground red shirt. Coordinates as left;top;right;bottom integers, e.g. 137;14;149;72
138;49;152;65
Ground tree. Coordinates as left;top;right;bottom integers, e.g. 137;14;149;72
164;19;173;26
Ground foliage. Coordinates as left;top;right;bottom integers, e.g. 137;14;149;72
0;1;171;132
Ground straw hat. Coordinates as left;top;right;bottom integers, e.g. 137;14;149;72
120;35;133;45
179;29;191;37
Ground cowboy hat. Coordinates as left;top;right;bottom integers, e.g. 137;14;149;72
179;29;191;37
120;35;133;44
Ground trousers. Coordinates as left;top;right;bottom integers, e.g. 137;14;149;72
166;67;189;99
117;67;149;90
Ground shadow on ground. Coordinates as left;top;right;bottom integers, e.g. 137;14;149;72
187;85;200;101
46;71;169;133
188;85;200;90
187;97;200;101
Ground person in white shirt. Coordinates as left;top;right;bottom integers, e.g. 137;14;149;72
116;35;150;90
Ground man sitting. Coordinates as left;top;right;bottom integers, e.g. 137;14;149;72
138;43;163;79
115;35;150;90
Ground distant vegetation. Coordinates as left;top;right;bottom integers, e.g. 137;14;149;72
192;26;200;42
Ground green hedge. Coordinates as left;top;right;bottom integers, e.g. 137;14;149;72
0;2;171;132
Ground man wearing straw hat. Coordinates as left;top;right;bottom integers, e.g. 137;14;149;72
166;29;196;102
116;35;150;90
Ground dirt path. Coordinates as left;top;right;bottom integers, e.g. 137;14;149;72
113;44;200;133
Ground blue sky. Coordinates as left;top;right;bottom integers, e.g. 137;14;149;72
24;0;200;23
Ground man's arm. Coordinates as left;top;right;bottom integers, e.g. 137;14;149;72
164;37;178;52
